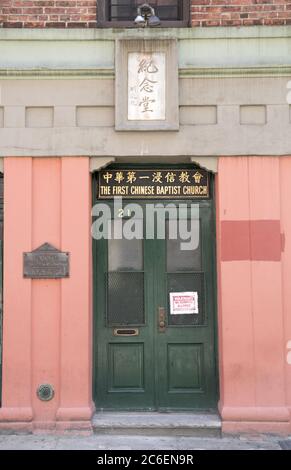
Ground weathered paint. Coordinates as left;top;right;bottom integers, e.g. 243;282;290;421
0;155;291;434
0;157;94;432
1;28;291;159
1;27;291;70
221;220;282;261
217;156;291;434
93;195;218;410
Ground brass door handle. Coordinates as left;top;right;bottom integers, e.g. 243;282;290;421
158;307;166;333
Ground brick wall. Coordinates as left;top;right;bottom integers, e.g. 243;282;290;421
0;1;97;28
0;1;290;28
191;1;291;27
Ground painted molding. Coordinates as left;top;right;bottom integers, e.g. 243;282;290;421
0;68;114;79
220;405;290;422
287;340;291;365
0;66;290;80
1;27;291;74
1;26;291;41
180;66;291;79
191;157;218;173
0;407;33;422
65;156;215;173
90;157;116;172
56;405;95;421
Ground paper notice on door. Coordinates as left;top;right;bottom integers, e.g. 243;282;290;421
170;292;198;315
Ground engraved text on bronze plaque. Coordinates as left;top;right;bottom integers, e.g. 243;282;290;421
23;243;69;279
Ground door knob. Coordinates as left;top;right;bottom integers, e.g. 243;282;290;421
158;307;166;333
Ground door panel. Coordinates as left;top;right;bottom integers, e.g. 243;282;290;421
167;343;203;391
108;343;145;391
93;191;218;410
155;204;217;409
94;212;156;409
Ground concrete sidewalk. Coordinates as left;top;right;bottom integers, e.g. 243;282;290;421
0;433;284;450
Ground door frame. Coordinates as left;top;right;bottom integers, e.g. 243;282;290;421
0;172;3;407
92;163;220;411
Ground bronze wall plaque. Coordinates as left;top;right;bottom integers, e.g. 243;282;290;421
23;243;69;279
98;168;209;200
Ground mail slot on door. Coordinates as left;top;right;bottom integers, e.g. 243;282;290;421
113;328;139;336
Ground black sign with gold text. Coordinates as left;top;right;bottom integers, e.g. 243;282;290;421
98;169;209;199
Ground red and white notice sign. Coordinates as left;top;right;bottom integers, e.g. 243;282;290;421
169;292;199;315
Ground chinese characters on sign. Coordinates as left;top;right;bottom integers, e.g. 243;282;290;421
98;169;209;199
128;52;166;121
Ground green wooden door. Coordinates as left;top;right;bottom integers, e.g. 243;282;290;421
153;203;217;409
93;197;218;411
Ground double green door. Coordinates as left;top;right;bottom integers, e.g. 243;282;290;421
94;199;218;410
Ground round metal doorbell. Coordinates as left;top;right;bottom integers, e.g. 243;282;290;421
37;384;54;401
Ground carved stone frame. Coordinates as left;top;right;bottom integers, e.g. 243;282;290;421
115;39;179;131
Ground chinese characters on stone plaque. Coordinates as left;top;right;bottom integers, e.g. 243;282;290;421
128;52;166;121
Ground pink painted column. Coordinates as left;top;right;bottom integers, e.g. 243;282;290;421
217;156;290;434
217;157;256;419
0;158;33;431
248;158;285;418
56;157;94;431
31;158;61;430
0;156;93;432
279;157;291;423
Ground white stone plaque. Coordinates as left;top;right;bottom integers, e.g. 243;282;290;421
128;52;166;121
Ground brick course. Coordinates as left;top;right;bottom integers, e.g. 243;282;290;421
0;0;97;27
191;0;291;27
0;1;290;27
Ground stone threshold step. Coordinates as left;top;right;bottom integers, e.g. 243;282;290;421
92;412;221;438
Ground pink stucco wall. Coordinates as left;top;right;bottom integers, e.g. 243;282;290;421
0;157;94;432
217;156;291;434
0;156;290;434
